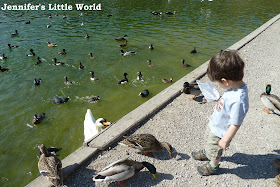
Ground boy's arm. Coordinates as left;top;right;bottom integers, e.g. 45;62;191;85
219;124;241;150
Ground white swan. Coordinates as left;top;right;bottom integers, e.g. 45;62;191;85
84;109;111;142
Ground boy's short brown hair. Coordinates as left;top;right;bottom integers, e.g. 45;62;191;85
207;50;244;82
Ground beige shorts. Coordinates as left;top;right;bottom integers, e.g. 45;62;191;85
204;125;223;162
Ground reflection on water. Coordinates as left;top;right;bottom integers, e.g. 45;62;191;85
0;0;279;186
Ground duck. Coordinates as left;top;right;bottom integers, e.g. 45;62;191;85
190;47;197;53
118;73;128;84
139;89;149;97
147;59;155;68
47;42;57;47
181;59;191;67
62;15;67;19
84;95;100;103
115;35;127;41
181;82;202;100
32;113;45;124
84;109;111;142
39;146;62;157
8;44;19;49
34;78;42;86
52;58;65;65
52;96;70;104
35;57;42;65
161;77;173;83
151;11;162;15
85;34;89;39
120;134;173;158
89;53;96;59
149;44;154;50
65;76;72;85
272;159;280;187
48;14;52;19
58;49;66;55
79;61;84;70
165;11;176;15
120;49;137;56
46;23;51;28
25;20;31;24
26;49;35;56
55;13;59;17
260;84;280;115
80;22;84;26
89;71;98;81
136;71;143;81
0;66;9;72
93;158;157;186
119;40;128;48
11;30;18;36
0;54;7;60
38;144;63;187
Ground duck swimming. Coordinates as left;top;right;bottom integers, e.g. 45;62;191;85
260;84;280;115
190;47;197;53
84;95;100;103
120;49;137;56
26;49;35;56
165;11;176;15
58;49;66;55
11;30;18;36
89;53;96;59
147;59;155;68
8;44;18;49
93;158;157;186
139;89;149;97
32;113;45;124
35;57;42;65
38;144;63;187
115;35;127;41
34;78;42;86
47;42;57;47
46;23;51;28
119;40;128;48
25;20;31;24
0;66;9;72
0;54;7;60
52;58;65;65
79;61;84;70
137;71;143;81
89;71;98;81
161;77;173;83
85;34;89;39
149;44;154;50
84;109;111;142
52;96;70;104
118;73;128;84
181;59;191;67
120;134;173;158
65;76;72;85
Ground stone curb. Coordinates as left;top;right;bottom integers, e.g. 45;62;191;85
26;14;280;187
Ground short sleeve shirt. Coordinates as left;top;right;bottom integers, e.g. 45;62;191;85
209;84;249;138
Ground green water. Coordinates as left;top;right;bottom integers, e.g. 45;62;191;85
0;0;279;186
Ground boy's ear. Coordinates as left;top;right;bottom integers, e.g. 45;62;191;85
221;78;229;86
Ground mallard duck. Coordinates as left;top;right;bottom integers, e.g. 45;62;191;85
119;40;128;48
0;66;9;72
272;159;280;187
118;73;128;84
26;49;35;56
8;44;18;49
39;146;62;156
52;96;70;104
89;71;98;81
147;59;155;68
11;30;18;36
84;95;100;103
0;54;7;60
181;82;202;100
47;23;51;28
32;113;45;124
89;53;96;59
115;35;127;41
120;134;173;158
136;71;143;81
65;76;72;85
161;78;173;83
58;49;66;55
85;34;89;39
120;49;137;56
84;109;111;142
181;59;191;67
166;11;176;15
52;58;65;65
79;61;84;70
260;84;280;115
190;47;197;53
149;44;154;50
93;158;157;186
34;78;42;86
47;42;57;47
38;144;63;187
138;89;149;97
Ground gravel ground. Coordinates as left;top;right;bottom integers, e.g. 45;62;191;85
64;19;280;187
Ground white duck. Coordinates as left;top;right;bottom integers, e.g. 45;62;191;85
84;109;111;142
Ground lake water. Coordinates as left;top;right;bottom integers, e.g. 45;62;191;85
0;0;279;186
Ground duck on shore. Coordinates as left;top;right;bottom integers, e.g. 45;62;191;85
260;84;280;115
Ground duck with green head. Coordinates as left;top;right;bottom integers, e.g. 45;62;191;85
260;84;280;115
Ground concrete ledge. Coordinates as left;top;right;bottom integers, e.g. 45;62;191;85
26;14;280;187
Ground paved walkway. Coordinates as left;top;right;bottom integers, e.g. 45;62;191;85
27;15;280;187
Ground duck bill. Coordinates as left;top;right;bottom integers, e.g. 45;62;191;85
152;174;157;180
169;152;173;159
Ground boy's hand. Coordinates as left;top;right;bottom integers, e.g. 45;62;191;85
218;139;229;150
